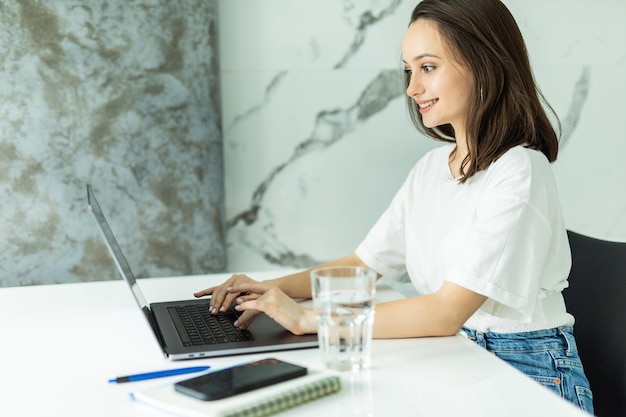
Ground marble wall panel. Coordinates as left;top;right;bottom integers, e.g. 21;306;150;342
219;0;626;275
0;0;226;286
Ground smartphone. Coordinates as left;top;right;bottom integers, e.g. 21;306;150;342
174;358;308;401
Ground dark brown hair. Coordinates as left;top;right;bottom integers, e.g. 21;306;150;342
406;0;560;182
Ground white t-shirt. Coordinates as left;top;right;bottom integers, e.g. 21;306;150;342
355;144;574;333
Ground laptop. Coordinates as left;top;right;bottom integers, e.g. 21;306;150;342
87;185;318;360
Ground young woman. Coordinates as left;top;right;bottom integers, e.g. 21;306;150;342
195;0;593;413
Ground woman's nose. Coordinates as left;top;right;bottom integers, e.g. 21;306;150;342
405;74;423;98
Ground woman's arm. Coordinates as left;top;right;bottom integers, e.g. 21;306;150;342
373;281;487;338
266;252;375;299
194;252;373;315
197;254;485;338
228;279;486;338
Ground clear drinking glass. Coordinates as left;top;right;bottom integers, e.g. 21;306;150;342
311;266;376;371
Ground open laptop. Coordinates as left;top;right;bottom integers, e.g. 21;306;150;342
87;185;318;360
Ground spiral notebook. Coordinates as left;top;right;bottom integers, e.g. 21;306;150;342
130;370;341;417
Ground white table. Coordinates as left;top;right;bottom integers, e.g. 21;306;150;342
0;272;588;417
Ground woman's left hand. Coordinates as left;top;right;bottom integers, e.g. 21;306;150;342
228;282;318;336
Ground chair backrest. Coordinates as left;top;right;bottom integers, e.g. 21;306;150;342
563;230;626;417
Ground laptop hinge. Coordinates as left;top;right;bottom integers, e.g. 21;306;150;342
143;306;168;353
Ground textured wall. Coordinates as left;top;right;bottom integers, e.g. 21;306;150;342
219;0;626;274
0;0;226;286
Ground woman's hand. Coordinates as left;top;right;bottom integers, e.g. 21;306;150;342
193;273;257;315
229;282;318;336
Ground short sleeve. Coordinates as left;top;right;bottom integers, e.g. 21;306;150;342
445;150;566;322
355;176;411;279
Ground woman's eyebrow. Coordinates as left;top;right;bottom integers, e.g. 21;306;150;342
404;53;440;63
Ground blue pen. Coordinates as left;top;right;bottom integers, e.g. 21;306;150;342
108;366;210;383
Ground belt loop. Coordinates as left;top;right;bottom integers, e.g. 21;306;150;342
459;327;477;341
558;327;575;356
476;331;486;348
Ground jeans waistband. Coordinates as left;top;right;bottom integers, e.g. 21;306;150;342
459;326;578;355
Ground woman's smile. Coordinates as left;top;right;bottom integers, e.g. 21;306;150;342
417;98;439;113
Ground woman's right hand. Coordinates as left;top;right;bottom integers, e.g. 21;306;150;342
193;273;259;315
229;282;318;335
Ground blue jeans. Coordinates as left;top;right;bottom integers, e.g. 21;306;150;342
460;326;594;415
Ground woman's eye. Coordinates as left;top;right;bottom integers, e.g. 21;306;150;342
422;65;435;73
403;68;412;75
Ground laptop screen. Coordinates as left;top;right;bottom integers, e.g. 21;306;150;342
87;185;149;311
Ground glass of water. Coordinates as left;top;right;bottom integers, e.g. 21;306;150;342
311;266;377;371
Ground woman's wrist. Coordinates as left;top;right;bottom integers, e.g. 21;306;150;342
267;272;311;299
300;308;318;334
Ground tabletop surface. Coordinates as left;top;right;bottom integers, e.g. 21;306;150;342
0;271;588;417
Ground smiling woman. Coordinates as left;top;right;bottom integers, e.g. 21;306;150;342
402;18;474;178
198;0;593;414
404;0;560;183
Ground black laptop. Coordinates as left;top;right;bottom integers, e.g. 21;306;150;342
87;185;318;360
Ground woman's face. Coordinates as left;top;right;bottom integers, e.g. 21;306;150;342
402;19;473;135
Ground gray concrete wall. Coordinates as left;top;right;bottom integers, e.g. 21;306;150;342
0;0;226;286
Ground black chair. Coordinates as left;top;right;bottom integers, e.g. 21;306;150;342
563;230;626;417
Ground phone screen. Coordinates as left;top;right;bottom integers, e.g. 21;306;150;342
174;358;308;401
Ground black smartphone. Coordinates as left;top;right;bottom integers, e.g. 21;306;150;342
174;358;308;401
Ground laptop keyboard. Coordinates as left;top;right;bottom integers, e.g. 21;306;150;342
168;304;254;347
